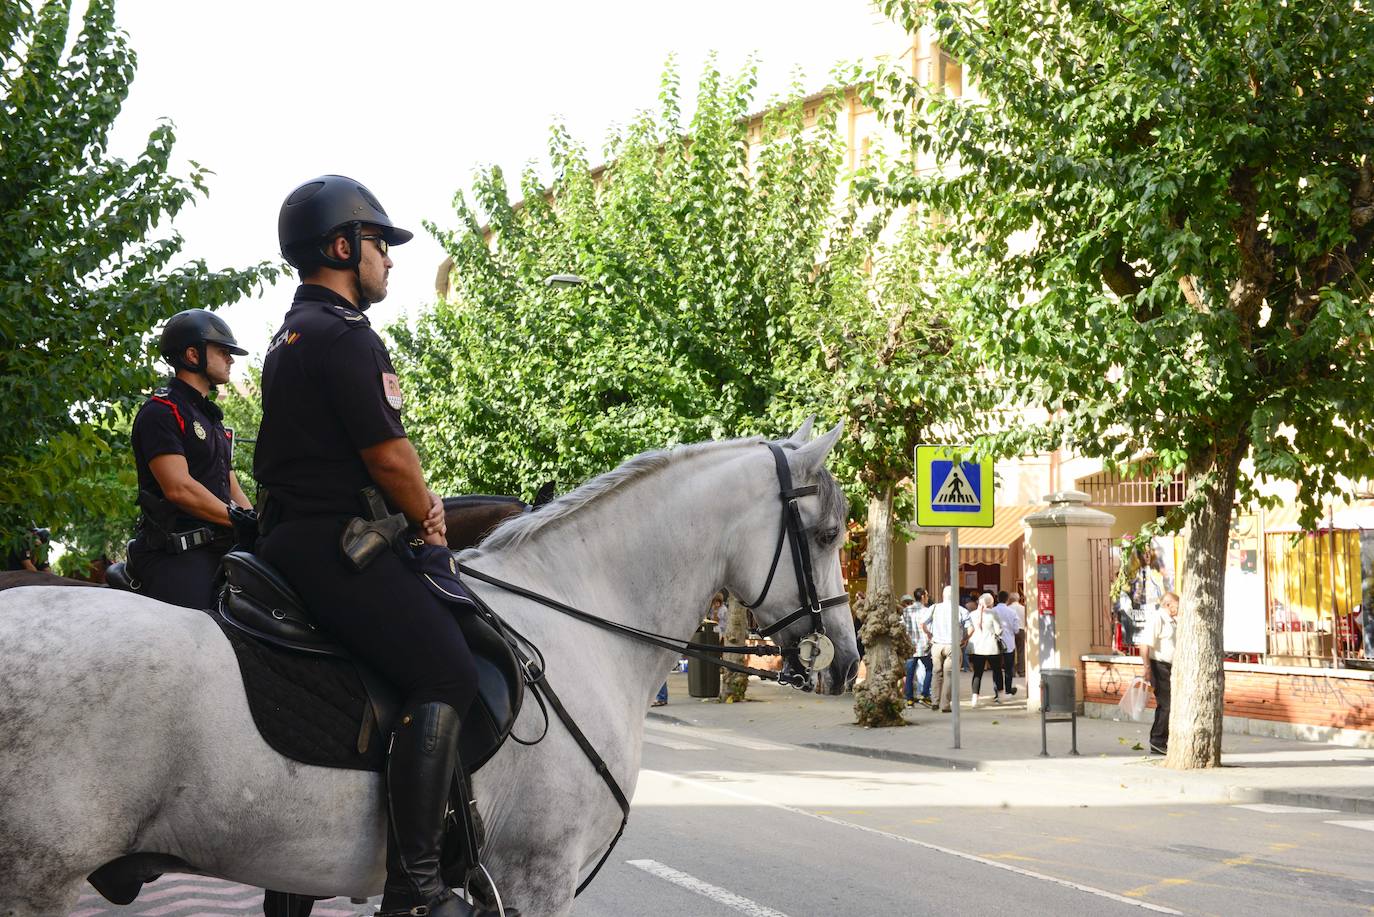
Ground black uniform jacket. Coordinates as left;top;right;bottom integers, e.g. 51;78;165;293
254;284;407;516
132;376;234;530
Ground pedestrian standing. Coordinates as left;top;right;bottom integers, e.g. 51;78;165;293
1141;591;1179;755
913;589;934;706
1009;591;1028;676
960;597;977;671
968;593;1005;706
708;592;726;628
928;586;971;713
992;591;1021;696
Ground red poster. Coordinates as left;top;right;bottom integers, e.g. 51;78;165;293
1036;554;1055;616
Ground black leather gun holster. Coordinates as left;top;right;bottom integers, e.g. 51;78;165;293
339;485;409;572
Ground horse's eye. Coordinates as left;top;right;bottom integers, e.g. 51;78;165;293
816;527;839;546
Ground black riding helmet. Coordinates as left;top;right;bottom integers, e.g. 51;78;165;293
159;309;247;376
277;175;414;273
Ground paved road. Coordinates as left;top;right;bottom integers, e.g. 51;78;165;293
70;723;1374;916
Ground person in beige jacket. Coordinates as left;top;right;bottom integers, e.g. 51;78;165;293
1140;591;1179;755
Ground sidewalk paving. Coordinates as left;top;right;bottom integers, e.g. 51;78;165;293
649;670;1374;814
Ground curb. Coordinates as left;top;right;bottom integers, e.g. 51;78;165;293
1241;786;1374;815
646;708;1374;816
799;741;986;771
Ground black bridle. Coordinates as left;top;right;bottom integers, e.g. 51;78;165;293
741;443;850;677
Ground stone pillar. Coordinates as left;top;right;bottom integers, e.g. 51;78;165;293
1024;491;1115;712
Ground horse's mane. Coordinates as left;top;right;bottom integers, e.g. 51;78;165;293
465;436;767;556
0;571;102;593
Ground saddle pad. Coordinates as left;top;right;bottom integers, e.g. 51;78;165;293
213;610;385;772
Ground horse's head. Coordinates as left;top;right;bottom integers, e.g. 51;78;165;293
729;419;859;696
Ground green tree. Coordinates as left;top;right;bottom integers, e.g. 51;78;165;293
0;0;276;558
874;0;1374;766
393;63;850;497
219;365;263;495
778;207;977;725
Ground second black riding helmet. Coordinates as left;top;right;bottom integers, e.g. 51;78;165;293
160;309;247;374
277;175;414;273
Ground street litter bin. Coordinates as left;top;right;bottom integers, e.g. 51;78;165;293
688;619;723;698
1039;667;1080;756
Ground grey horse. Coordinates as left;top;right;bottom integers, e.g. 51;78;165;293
0;422;857;917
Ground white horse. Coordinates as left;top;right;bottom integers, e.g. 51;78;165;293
0;422;857;917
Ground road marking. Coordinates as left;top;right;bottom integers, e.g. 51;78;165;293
651;771;1182;915
645;722;790;752
1233;803;1338;814
643;734;712;751
627;859;792;916
1326;819;1374;833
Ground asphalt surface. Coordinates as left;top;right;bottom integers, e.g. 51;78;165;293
68;723;1374;916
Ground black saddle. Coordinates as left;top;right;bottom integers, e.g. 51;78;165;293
216;550;523;775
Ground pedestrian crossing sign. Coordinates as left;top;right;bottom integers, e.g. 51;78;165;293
915;445;994;528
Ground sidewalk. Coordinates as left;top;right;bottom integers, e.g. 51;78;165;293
649;670;1374;814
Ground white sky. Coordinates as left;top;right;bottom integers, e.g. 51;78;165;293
105;0;909;362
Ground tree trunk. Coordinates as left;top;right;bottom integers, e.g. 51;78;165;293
719;594;750;703
853;486;911;726
1166;443;1245;770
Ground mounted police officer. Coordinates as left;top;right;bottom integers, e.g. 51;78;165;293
255;175;511;917
127;309;251;608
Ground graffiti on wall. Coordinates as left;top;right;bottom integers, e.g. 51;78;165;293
1288;673;1374;711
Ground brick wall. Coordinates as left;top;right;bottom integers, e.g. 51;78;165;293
1082;656;1374;734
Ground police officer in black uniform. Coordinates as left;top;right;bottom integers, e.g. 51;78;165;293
255;176;510;917
127;310;251;608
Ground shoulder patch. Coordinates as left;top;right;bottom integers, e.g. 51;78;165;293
381;372;403;410
327;304;369;324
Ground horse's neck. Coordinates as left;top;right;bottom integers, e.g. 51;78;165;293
475;448;749;641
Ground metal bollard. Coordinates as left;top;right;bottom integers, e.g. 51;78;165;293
687;619;723;697
1039;667;1080;756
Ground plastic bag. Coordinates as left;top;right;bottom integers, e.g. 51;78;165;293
1119;675;1149;721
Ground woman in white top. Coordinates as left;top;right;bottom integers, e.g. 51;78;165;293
968;593;1005;705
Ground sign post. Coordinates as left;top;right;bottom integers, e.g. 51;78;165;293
948;525;961;746
916;445;995;750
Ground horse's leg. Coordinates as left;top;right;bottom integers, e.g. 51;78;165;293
263;890;316;917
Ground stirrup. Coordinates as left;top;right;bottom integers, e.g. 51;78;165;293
374;907;431;917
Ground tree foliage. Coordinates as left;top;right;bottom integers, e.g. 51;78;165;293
393;62;855;497
873;0;1374;764
779;205;978;725
0;0;277;556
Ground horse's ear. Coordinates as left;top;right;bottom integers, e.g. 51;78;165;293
785;416;817;445
532;481;557;508
790;420;843;476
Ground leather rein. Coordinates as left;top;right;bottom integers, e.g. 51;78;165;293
454;442;849;895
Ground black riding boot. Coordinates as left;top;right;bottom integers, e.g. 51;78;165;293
377;701;485;917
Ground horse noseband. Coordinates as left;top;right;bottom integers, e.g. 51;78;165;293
743;443;849;674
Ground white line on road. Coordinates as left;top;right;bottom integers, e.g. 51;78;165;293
648;771;1183;916
1326;819;1374;833
643;734;712;751
645;722;790;752
1233;803;1338;814
627;859;793;917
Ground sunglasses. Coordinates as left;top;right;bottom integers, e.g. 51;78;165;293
359;234;389;256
